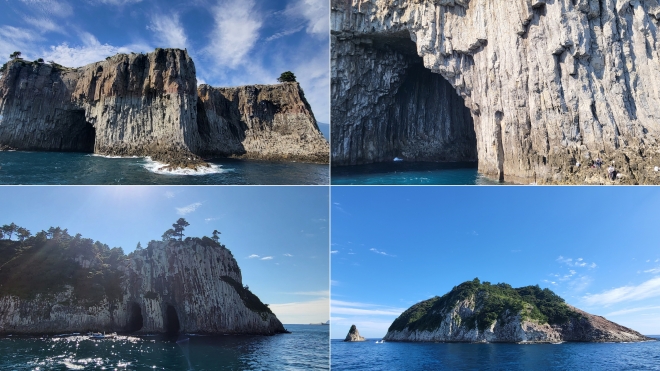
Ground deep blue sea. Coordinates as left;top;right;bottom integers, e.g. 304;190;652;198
0;325;328;370
0;152;329;185
331;162;502;185
331;337;660;370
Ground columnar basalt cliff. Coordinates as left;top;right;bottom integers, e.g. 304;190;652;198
383;279;653;343
0;233;286;335
197;83;329;163
331;0;660;184
0;48;328;166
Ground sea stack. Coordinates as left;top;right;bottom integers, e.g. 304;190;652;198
331;0;660;184
344;324;366;342
0;233;286;335
0;48;329;168
383;279;653;343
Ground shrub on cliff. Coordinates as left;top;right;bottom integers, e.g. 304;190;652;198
9;51;21;60
277;71;297;83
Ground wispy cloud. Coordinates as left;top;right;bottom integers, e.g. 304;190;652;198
42;33;152;67
289;290;329;296
265;25;304;42
204;217;218;223
644;267;660;274
21;0;73;18
284;0;329;36
557;256;597;268
204;0;262;68
284;253;293;257
164;191;175;199
176;202;202;216
248;254;260;259
148;12;188;49
269;297;329;324
23;16;65;34
605;306;660;317
0;25;43;61
261;256;273;260
92;0;143;6
370;248;395;257
331;300;405;316
583;277;660;306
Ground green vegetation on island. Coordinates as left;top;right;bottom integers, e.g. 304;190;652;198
388;278;582;333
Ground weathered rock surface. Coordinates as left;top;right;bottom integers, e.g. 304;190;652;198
332;0;660;184
383;280;652;343
0;238;286;335
198;83;329;163
344;324;367;341
0;49;328;167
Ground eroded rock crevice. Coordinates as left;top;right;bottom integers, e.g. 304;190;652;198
332;33;476;166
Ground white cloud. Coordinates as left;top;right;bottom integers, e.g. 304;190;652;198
269;297;329;324
644;267;660;274
370;248;395;257
248;254;260;259
331;300;405;316
176;202;202;216
265;25;304;42
42;39;152;68
284;253;293;257
164;191;175;199
0;26;43;61
261;256;273;260
289;290;329;296
284;0;329;36
331;250;338;254
583;277;660;306
204;217;218;223
21;0;73;18
557;255;597;268
605;306;660;317
23;16;65;34
204;0;262;68
92;0;142;5
148;13;188;49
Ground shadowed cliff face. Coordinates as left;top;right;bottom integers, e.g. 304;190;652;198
332;33;476;166
0;49;328;165
332;0;660;184
0;238;286;336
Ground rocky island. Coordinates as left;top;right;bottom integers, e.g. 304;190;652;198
383;279;653;343
0;48;328;170
344;324;366;342
332;0;660;184
0;222;286;335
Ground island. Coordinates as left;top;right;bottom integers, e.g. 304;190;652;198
344;324;366;342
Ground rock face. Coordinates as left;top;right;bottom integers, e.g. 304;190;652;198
331;0;660;184
197;83;329;163
0;49;328;166
0;238;286;335
344;324;367;341
383;279;652;343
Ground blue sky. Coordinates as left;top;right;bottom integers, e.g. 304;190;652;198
0;186;329;324
331;187;660;339
0;0;329;123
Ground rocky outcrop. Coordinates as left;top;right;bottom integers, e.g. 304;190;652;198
383;279;652;343
0;49;328;167
332;0;660;184
344;324;367;341
197;83;329;163
0;238;286;335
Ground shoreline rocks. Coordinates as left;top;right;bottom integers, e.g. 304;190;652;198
344;324;367;342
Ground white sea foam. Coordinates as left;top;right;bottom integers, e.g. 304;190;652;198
143;157;228;176
87;154;141;159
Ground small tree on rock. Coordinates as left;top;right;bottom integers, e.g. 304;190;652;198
9;51;22;60
172;218;190;241
16;227;31;242
162;229;176;241
2;223;17;240
136;241;143;250
277;71;296;83
212;230;221;243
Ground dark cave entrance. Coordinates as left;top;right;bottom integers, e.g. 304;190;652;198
165;304;181;335
67;109;95;153
126;302;144;333
372;33;477;163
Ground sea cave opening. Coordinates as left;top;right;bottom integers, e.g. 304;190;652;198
126;302;144;333
335;32;477;168
165;304;181;336
67;109;96;153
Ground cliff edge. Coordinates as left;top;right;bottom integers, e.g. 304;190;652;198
383;279;653;343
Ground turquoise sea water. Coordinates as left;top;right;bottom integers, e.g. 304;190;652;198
0;151;329;185
331;162;502;185
331;337;660;370
0;325;328;370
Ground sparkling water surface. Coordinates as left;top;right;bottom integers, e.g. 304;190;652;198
331;162;503;185
331;337;660;371
0;152;328;185
0;325;328;370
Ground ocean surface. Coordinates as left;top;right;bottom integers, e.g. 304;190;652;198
331;162;502;185
331;337;660;370
0;325;328;370
0;152;329;185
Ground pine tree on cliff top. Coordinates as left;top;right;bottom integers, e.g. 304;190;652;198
277;71;296;83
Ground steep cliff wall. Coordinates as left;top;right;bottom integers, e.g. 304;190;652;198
0;49;328;166
382;280;652;343
332;0;660;184
0;237;285;335
198;83;329;163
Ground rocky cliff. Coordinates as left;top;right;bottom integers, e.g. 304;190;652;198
0;49;328;167
197;83;329;163
0;233;285;335
332;0;660;184
344;324;367;341
383;279;652;343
